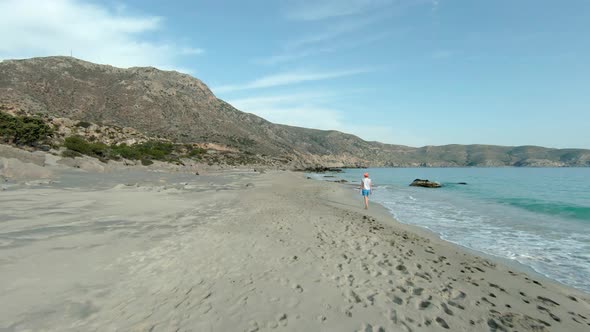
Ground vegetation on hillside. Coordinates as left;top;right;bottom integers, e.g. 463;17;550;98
61;136;259;166
0;110;264;166
0;112;54;146
64;136;189;164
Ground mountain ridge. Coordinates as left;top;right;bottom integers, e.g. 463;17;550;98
1;56;589;167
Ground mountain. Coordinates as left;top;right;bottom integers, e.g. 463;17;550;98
1;56;589;167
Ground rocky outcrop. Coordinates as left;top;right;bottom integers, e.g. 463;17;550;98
50;118;155;146
410;179;442;188
0;157;52;180
0;144;46;166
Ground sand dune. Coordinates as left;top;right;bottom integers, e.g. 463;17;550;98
1;170;589;331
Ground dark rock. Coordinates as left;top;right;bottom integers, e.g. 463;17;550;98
333;179;348;183
300;166;344;173
301;166;330;173
410;179;442;188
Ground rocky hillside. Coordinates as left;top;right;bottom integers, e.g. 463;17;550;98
1;56;589;167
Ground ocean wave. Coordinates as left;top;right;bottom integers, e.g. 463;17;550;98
372;186;590;293
499;197;590;222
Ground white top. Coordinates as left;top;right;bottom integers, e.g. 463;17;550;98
362;178;372;190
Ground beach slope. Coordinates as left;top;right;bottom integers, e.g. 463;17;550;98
1;171;589;331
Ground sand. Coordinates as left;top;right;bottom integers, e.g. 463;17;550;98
1;169;589;331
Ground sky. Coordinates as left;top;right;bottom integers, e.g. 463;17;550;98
1;0;589;149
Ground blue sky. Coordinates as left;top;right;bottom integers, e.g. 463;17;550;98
1;0;589;148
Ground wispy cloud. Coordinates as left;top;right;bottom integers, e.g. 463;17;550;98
431;50;454;59
252;0;406;68
284;0;394;21
252;11;393;66
0;0;202;71
213;68;371;93
431;0;440;12
253;48;331;66
285;13;388;50
180;47;205;55
255;29;392;66
229;92;334;109
227;91;400;144
228;91;342;131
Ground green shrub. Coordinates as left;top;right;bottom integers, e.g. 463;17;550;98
141;158;153;166
136;141;174;160
111;143;141;160
61;149;81;158
0;112;53;145
63;136;92;155
89;142;108;157
59;135;209;166
64;136;108;158
188;147;206;157
76;121;92;128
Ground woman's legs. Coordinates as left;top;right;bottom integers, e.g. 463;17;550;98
364;195;369;209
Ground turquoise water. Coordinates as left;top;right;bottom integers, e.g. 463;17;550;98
314;168;590;293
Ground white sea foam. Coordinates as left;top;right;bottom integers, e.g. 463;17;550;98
332;168;590;293
372;185;590;293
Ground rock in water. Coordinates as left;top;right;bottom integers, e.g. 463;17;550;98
409;179;442;188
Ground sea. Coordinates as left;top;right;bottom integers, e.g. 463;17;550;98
310;168;590;293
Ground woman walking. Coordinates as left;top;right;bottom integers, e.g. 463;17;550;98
360;172;372;209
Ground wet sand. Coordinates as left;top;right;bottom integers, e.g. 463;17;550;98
1;170;589;331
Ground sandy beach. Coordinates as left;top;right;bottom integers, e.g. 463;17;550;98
1;169;589;331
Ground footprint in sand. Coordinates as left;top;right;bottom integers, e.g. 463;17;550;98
292;284;303;293
450;289;466;301
277;313;288;327
481;296;496;307
418;300;432;310
346;289;362;304
392;295;404;305
537;305;561;322
357;323;385;332
519;291;531;304
396;285;407;294
441;302;454;316
395;264;407;273
246;320;260;332
415;271;432;282
436;316;450;329
537;296;560;307
524;276;543;287
447;300;465;310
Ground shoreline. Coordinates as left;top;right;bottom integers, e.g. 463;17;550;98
322;169;590;293
1;169;589;331
344;183;582;295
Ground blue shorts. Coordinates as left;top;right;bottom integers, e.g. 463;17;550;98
362;189;371;196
